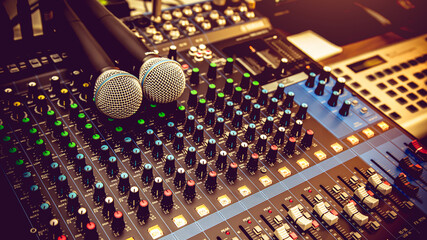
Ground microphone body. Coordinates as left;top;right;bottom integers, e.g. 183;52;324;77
63;1;142;119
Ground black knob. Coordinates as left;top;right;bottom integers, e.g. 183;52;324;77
232;86;243;104
66;142;78;161
67;191;80;215
84;222;98;240
41;150;53;169
59;88;70;107
214;92;225;110
49;162;60;184
185;146;197;167
237;73;251;90
332;77;346;94
283;91;295;108
266;145;278;166
205;138;217;159
48;218;62;240
188;90;198;108
173;132;185;151
246;153;259;174
241;95;252;112
36;94;48;114
112;211;125;235
35;139;46;156
305;72;316;88
224;78;234;96
232;110;243;129
161;190;174;214
102;196;115;219
152;140;164;160
314;80;326;96
165;122;176;141
339;100;351;116
226;130;237;149
195;159;208;180
245;123;256;142
295;103;308;120
183;180;196;203
59;131;71;150
151;177;164;199
174;168;186;189
249;81;260;98
301;129;314;148
83;124;94;141
267;97;278;115
206;84;216;102
193;125;204;144
205;108;216;126
236;142;249;162
93;182;106;205
207;62;217;80
224;58;234;75
226;162;238;184
327;91;340;107
284;137;296;155
28;127;39;145
257;89;268;106
128;186;140;209
107;156;119;177
273;83;285;100
50;76;61;95
163;155;176;176
118;172;130;194
90;134;102;153
290;120;303;138
141;163;154;185
130;148;142;169
213;117;225;136
82;165;94;187
11;101;25;121
23;172;34;189
276;58;288;77
56;174;69;197
255;134;268;153
76;207;89;229
223;101;234;119
74;153;86;175
215;150;228;171
29;185;42;206
263;116;274;134
76;113;86;131
144;129;155;149
190;68;200;85
205;172;219;195
184;115;195;134
320;66;331;83
176;106;186;124
27;81;38;101
196;98;207;116
39;202;53;224
280;109;291;128
53;120;63;138
249;104;261;122
136;200;150;224
21;117;32;132
168;45;177;60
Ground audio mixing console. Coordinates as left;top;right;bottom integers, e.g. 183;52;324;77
1;1;426;240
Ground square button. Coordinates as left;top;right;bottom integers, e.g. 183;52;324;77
416;56;426;63
414;72;424;79
383;68;393;75
417;89;427;96
377;83;387;89
397;86;408;93
377;121;389;131
333;68;343;74
379;104;390;111
396;97;408;105
407;82;419;89
346;135;360;145
387;79;398;85
343;75;352;81
389;112;401;120
366;75;376;81
375;71;385;78
386;90;397;97
351;82;361;88
400;63;410;69
407;93;418;100
417;100;427;108
392;65;402;72
398;75;408;81
370;97;380;103
408;60;418;66
422;69;427;75
360;89;370;96
406;105;418;113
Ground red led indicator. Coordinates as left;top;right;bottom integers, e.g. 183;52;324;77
268;210;272;213
226;231;230;235
308;189;312;193
289;199;293;203
247;220;252;224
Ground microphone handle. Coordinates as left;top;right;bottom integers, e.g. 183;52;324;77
63;1;116;73
73;0;150;63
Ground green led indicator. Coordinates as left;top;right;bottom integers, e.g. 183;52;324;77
36;139;44;145
43;150;51;157
150;104;157;108
70;103;78;109
54;120;62;126
226;78;233;84
158;112;165;118
137;119;145;125
199;98;206;104
47;110;55;116
193;68;199;73
107;118;114;122
252;81;259;86
227;57;233;63
78;113;85;119
29;128;37;134
218;92;224;98
243;72;250;78
85;124;93;130
15;159;24;166
190;90;197;95
22;118;30;123
68;142;76;148
9;147;17;154
235;86;242;92
61;131;69;137
3;136;11;142
115;126;123;132
210;62;217;68
92;134;100;140
178;106;185;111
209;84;216;89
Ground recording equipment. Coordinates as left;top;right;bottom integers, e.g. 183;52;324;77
330;34;427;143
63;0;143;119
71;0;186;103
0;1;426;240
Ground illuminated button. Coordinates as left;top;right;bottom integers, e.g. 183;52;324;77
331;143;343;153
362;128;375;138
314;150;327;161
346;135;359;145
253;226;262;235
238;185;251;197
172;215;187;228
148;225;163;239
195;204;210;217
126;238;135;240
278;167;291;178
217;195;232;207
377;121;389;131
259;175;272;187
296;158;309;169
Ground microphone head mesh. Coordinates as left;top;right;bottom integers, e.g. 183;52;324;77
94;69;143;119
139;57;186;103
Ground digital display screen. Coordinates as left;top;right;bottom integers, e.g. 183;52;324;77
347;55;386;73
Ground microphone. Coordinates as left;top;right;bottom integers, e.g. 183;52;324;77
63;0;142;119
71;0;186;104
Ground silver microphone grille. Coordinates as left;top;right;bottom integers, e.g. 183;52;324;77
94;69;143;119
139;57;186;103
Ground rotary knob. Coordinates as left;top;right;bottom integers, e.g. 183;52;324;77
195;159;208;180
226;162;238;184
183;180;196;203
151;177;164;199
128;186;140;209
174;168;186;189
137;200;150;224
141;163;154;185
185;146;197;167
205;171;217;193
215;151;228;171
161;190;174;214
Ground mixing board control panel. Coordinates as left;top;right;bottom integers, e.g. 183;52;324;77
0;1;426;240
